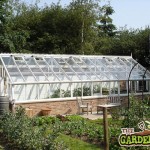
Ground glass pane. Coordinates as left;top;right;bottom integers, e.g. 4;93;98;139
60;83;71;98
120;81;127;94
39;84;49;99
110;82;118;95
2;57;24;82
14;85;25;101
73;83;82;97
102;82;109;95
83;82;91;96
50;84;60;98
93;82;101;96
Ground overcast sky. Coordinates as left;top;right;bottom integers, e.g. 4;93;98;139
23;0;150;29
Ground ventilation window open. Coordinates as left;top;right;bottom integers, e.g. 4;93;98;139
14;57;23;61
35;57;43;61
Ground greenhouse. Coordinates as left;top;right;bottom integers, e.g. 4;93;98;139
0;53;150;103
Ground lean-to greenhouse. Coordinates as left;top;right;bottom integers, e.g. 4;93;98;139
0;54;150;115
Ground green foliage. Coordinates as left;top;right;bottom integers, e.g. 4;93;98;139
0;0;116;55
62;89;71;97
62;116;104;141
102;87;109;95
71;85;109;97
1;0;150;67
0;0;11;32
34;115;104;143
51;88;60;98
83;86;91;96
0;109;126;149
109;107;122;120
0;0;30;53
73;86;91;97
97;27;150;67
142;96;150;119
111;87;118;94
33;116;60;126
122;96;150;131
57;134;100;150
93;84;100;93
0;106;66;150
73;87;82;97
51;88;71;98
99;4;116;37
66;115;84;121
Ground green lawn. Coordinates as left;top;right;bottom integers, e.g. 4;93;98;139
57;134;102;150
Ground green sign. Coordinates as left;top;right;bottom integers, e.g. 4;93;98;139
118;121;150;146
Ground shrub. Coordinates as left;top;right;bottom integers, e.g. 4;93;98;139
122;96;150;130
0;106;67;150
65;115;84;122
33;116;60;126
109;107;122;120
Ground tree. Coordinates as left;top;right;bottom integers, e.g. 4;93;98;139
0;0;13;52
0;0;116;55
0;0;29;53
96;26;150;67
12;0;103;55
67;0;102;54
99;4;116;37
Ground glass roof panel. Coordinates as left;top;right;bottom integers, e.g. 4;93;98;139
57;57;90;81
45;57;71;82
35;57;60;82
1;56;25;82
1;54;150;83
58;57;82;81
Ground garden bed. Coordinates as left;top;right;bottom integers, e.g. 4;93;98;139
0;95;150;150
0;107;122;149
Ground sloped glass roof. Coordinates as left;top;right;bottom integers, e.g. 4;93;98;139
0;54;150;84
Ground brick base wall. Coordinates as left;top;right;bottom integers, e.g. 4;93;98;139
15;98;109;116
15;96;144;117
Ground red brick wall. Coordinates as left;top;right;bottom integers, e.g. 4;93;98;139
15;98;108;116
15;96;143;117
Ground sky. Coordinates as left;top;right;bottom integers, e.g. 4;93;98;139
23;0;150;29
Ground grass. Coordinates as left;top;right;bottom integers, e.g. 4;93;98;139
57;134;102;150
89;118;122;126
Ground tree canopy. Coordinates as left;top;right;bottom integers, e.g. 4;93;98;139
0;0;150;67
